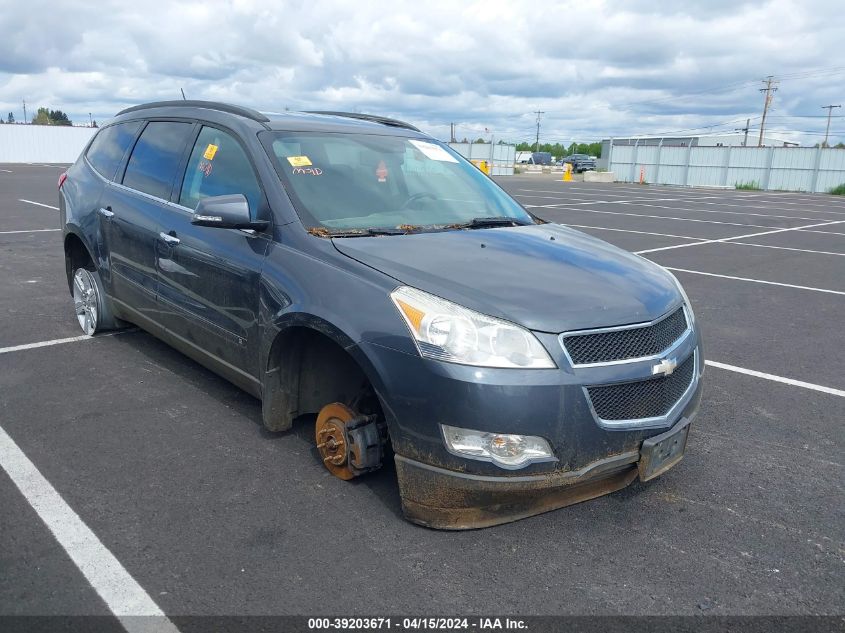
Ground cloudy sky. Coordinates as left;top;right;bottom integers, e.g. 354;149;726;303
1;0;843;145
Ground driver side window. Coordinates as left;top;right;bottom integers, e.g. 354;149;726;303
179;126;262;216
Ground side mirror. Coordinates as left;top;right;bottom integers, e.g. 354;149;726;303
191;194;269;230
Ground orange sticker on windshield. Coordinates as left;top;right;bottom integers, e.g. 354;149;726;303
376;160;388;182
203;144;219;160
287;155;312;167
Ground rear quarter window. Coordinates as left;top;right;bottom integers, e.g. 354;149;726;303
122;121;194;200
85;121;142;180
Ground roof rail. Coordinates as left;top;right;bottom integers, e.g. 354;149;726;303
304;111;420;132
116;100;270;123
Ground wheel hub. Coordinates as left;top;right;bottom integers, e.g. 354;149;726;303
315;403;384;480
315;403;357;480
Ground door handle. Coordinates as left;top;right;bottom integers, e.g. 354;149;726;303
98;207;114;218
159;232;180;246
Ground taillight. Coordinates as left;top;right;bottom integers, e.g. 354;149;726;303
58;172;68;189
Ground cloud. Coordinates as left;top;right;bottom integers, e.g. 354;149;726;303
0;0;842;145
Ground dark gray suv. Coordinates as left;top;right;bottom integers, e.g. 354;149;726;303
60;101;703;529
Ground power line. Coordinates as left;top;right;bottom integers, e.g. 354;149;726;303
767;114;845;119
776;66;845;81
758;76;779;146
821;105;842;147
609;66;845;112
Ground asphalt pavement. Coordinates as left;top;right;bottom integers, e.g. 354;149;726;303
1;166;843;622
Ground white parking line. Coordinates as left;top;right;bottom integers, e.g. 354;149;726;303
527;203;779;229
706;361;845;398
0;331;134;355
660;197;845;218
558;223;845;256
0;168;13;173
619;200;835;223
19;198;59;211
664;267;845;296
564;224;708;241
0;425;180;632
0;335;93;354
0;228;61;235
725;241;845;257
634;220;845;254
800;228;845;237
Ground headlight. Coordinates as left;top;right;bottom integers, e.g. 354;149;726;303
665;269;696;325
441;424;556;469
390;286;555;369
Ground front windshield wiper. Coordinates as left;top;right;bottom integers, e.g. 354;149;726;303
448;217;533;230
307;226;416;238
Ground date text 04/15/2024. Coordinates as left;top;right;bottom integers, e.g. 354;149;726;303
307;618;528;630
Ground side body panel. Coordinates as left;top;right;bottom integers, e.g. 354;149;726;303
98;183;164;320
156;204;272;381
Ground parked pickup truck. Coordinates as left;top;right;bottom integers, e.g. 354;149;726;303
563;154;597;173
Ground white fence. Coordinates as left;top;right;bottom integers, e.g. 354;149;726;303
0;125;96;163
448;142;515;176
606;143;845;193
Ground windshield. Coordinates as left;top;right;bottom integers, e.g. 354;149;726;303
261;132;533;233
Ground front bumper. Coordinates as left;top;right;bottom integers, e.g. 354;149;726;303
353;329;703;529
395;414;696;530
396;449;640;530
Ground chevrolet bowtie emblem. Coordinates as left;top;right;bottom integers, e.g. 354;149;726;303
652;357;678;376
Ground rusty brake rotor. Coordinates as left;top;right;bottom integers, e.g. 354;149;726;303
315;403;359;480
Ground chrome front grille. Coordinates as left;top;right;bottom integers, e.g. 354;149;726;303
586;353;696;423
562;306;689;366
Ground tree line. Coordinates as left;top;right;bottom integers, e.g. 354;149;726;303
457;138;603;158
0;108;95;126
514;141;602;158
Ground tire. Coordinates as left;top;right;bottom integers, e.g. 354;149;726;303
71;267;122;335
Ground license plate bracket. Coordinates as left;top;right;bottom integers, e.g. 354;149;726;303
638;419;691;481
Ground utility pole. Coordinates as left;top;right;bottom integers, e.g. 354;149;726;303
757;76;779;147
533;110;545;152
450;122;456;143
22;99;27;124
735;118;751;146
821;104;841;147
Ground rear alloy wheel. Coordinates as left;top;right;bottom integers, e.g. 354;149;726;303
72;268;102;335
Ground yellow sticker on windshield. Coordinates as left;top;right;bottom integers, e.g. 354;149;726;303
287;155;312;167
203;144;219;160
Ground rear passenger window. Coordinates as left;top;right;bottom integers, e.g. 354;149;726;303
179;126;262;215
123;122;193;199
85;121;142;180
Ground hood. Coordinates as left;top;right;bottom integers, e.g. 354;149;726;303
332;224;681;333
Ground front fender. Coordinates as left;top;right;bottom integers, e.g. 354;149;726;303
256;239;419;433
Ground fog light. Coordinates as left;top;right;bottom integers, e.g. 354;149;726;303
441;424;555;469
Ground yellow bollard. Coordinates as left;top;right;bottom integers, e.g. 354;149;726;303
471;160;490;174
562;163;572;182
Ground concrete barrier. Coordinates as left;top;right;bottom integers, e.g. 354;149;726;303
583;171;614;183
